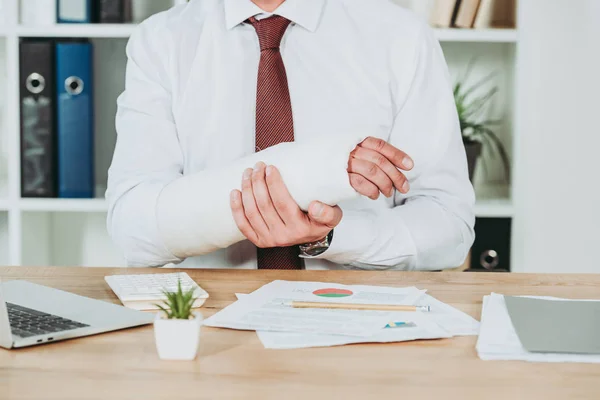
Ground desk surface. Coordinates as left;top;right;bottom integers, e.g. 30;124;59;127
0;267;599;400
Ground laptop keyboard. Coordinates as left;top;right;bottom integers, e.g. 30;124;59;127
7;303;89;338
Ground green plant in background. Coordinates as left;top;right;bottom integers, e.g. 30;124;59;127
454;62;511;181
155;280;197;320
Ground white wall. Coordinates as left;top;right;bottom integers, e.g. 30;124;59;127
513;0;600;273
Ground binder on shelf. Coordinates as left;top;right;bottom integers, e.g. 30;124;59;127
97;0;127;23
468;218;511;272
20;0;57;26
19;40;57;198
455;0;481;28
57;0;93;23
56;41;95;198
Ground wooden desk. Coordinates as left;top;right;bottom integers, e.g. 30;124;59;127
1;267;599;400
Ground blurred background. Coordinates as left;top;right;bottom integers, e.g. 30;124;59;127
0;0;598;273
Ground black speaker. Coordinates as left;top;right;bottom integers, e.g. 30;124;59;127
468;218;512;272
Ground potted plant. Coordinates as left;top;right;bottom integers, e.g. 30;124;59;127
454;65;510;183
154;280;203;360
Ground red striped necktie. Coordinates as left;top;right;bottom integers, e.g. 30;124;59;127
247;15;304;270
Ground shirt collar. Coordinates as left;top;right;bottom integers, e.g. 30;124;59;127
224;0;326;32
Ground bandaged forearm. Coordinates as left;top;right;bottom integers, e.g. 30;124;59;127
156;135;362;258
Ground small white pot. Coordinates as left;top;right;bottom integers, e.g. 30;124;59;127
154;312;203;360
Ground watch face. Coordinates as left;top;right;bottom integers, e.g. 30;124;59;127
300;231;333;257
305;246;328;257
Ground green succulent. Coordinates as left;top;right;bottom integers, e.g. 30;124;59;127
155;279;197;320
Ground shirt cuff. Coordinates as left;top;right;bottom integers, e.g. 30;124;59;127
306;208;378;265
308;207;417;268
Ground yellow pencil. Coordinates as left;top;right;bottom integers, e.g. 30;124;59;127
291;301;431;312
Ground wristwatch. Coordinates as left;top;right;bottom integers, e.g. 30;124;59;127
299;230;334;257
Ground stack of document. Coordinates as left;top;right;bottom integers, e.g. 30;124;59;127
477;293;600;363
203;280;479;349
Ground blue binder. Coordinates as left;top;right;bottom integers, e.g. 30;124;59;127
57;0;93;23
56;41;94;198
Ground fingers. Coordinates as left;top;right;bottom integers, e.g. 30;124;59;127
241;167;270;238
359;137;414;171
351;146;408;195
251;162;285;230
348;157;395;197
349;173;380;200
308;202;343;229
230;189;259;244
265;165;304;224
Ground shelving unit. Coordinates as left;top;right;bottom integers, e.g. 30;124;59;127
0;0;518;267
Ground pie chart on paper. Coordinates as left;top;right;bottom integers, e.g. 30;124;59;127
313;288;353;298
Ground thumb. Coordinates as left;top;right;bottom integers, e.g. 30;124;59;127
308;201;343;228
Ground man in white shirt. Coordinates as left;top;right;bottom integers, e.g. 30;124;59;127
106;0;475;271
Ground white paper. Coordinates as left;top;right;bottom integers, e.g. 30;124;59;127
238;292;451;349
423;293;480;336
203;281;426;337
477;293;600;363
227;286;477;350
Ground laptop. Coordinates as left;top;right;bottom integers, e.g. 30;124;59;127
0;279;154;349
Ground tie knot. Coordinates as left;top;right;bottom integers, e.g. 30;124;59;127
247;15;292;51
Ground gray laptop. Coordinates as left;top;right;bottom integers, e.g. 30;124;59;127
0;280;154;349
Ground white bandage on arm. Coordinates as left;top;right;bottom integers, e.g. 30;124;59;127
156;135;363;259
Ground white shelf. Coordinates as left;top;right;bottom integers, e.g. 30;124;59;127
15;24;137;38
19;198;107;212
0;199;9;211
1;25;519;43
435;28;518;43
474;198;513;218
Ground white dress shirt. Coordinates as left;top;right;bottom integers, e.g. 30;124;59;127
106;0;476;271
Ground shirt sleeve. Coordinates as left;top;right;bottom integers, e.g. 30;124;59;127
106;18;361;266
312;23;476;271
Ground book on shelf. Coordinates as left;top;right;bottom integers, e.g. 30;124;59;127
455;0;481;28
429;0;516;30
430;0;461;28
474;0;516;29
